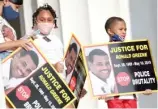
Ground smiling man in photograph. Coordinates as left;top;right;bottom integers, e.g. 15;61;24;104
88;48;117;95
2;49;39;91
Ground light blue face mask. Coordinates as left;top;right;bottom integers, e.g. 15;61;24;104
111;34;124;42
2;5;19;21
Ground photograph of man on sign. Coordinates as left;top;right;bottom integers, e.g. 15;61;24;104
65;42;79;83
86;47;118;96
2;49;39;93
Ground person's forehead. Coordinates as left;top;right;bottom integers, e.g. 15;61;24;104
37;10;53;18
93;55;109;61
70;48;77;55
20;55;37;67
112;21;126;29
20;54;32;60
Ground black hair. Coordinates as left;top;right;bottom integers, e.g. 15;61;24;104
88;49;108;63
9;0;23;5
32;3;58;28
104;16;125;33
69;43;78;54
19;49;39;67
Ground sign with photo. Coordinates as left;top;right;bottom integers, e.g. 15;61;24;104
2;40;76;108
63;34;87;108
83;40;157;97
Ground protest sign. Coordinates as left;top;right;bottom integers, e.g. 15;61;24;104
83;40;157;97
63;34;87;108
2;40;76;108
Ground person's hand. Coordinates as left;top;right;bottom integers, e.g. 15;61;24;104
79;88;87;98
17;39;32;51
6;101;12;109
98;95;112;102
143;89;152;95
54;62;64;73
98;95;108;100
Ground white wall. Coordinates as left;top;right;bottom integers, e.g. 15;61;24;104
87;0;132;44
21;0;37;35
59;0;91;50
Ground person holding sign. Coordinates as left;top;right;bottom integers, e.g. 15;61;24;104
3;49;39;93
101;16;152;108
24;5;86;109
0;0;31;60
22;4;64;73
88;48;117;95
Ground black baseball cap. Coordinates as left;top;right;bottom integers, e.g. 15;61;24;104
9;0;23;5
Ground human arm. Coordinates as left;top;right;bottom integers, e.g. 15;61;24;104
0;1;4;16
79;88;87;98
0;39;32;51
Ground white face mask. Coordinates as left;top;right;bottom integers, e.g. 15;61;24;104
36;23;54;35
